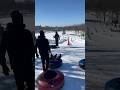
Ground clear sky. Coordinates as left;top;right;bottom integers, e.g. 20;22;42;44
35;0;85;26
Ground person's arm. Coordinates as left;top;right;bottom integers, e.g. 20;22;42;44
58;35;60;40
35;39;39;58
30;33;35;59
26;30;35;60
47;39;51;53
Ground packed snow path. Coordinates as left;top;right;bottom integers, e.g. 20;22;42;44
35;39;85;90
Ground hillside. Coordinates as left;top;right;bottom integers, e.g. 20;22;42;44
35;24;85;32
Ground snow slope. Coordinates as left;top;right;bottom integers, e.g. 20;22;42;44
35;32;85;90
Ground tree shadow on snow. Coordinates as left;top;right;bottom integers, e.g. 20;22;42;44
61;76;85;90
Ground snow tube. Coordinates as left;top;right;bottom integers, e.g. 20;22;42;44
105;78;120;90
79;59;85;69
50;59;62;69
37;70;64;90
50;45;58;49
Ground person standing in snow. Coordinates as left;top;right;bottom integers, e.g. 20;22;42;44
2;10;35;90
36;30;51;71
54;31;60;46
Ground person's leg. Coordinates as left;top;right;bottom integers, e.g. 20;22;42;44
45;55;49;71
41;56;46;71
56;39;58;46
25;66;35;90
13;69;24;90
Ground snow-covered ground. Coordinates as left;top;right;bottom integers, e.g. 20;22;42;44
35;31;85;90
86;11;120;50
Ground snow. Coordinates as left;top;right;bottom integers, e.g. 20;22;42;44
0;30;85;90
35;31;85;90
86;12;120;50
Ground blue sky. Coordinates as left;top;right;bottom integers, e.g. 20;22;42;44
35;0;85;26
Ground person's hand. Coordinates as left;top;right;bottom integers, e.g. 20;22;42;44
2;65;10;76
36;53;39;58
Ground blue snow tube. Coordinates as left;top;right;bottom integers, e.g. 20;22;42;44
105;78;120;90
50;59;62;69
50;45;59;49
79;59;85;69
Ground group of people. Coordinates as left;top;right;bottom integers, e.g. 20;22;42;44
0;10;60;90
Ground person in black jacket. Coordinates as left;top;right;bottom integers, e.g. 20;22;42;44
54;31;60;46
36;30;51;71
2;10;35;90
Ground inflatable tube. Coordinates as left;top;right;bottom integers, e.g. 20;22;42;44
79;59;85;69
105;78;120;90
50;59;62;69
50;45;59;49
37;70;64;90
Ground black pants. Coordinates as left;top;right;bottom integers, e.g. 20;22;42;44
55;39;59;46
13;65;34;90
40;54;49;71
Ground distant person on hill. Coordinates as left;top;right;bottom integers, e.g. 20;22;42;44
2;10;35;90
54;31;60;46
36;30;51;71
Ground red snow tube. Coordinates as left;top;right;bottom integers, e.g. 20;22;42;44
37;70;64;90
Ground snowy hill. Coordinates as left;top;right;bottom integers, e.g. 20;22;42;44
35;31;85;90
